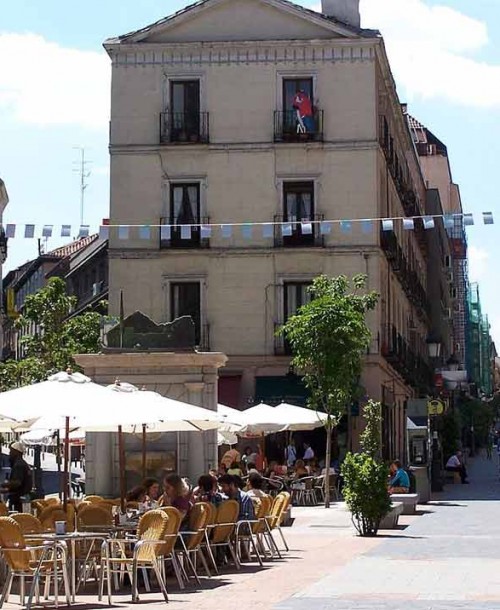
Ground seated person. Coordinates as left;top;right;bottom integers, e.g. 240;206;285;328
142;477;160;503
246;472;266;498
160;473;192;526
219;474;255;521
218;463;228;476
126;485;147;503
307;458;321;476
388;460;410;494
193;474;224;506
445;450;469;484
292;459;309;479
227;461;243;477
246;462;259;475
220;446;241;470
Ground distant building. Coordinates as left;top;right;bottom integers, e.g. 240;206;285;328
2;236;108;361
0;178;9;358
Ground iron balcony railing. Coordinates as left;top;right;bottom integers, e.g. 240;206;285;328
160;112;209;144
274;110;324;143
160;217;210;249
380;228;429;317
273;214;325;248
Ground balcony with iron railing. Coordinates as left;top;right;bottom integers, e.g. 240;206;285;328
380;229;429;317
274;110;324;143
160;112;209;145
273;215;324;248
380;324;433;393
160;217;210;249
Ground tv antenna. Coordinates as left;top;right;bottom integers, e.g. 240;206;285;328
73;147;91;227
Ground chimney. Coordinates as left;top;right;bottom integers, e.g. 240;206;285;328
321;0;360;29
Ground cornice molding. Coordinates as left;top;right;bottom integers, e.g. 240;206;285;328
109;39;378;68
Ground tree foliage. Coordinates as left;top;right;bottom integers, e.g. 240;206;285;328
0;277;104;390
342;400;391;536
280;274;378;507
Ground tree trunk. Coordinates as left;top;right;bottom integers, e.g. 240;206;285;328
324;424;332;508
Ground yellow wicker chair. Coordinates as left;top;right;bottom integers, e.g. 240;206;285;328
77;505;112;530
235;497;266;567
0;503;8;517
158;506;184;589
0;516;70;608
38;504;76;533
10;514;43;536
99;509;169;604
175;502;212;584
203;499;240;573
83;495;104;504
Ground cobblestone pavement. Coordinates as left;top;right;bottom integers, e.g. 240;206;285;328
277;453;500;610
4;454;499;609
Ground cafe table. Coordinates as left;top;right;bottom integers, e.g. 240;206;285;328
28;531;110;603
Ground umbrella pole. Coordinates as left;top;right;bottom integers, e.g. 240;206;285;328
63;417;70;510
260;433;266;470
142;424;147;480
118;426;126;514
56;430;62;501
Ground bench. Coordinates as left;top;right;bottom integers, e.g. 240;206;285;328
390;493;419;514
379;502;404;529
445;470;461;484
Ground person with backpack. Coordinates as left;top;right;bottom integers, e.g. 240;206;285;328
1;442;32;511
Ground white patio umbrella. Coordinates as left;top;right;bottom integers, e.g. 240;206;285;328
237;402;286;436
0;372;221;506
217;404;244;432
274;402;328;431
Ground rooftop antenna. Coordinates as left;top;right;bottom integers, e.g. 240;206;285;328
73;147;91;228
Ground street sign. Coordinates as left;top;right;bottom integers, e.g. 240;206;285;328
427;399;445;416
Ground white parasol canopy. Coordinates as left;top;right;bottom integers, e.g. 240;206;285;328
237;402;287;436
0;372;220;434
217;404;244;432
274;402;328;431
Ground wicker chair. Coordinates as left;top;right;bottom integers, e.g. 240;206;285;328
74;505;112;589
203;499;240;573
0;503;8;518
10;514;43;536
175;502;212;584
272;491;291;551
99;509;169;604
83;495;104;504
0;516;70;608
77;505;112;530
235;497;266;567
158;506;184;589
38;504;76;533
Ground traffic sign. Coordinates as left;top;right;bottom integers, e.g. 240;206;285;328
427;399;445;415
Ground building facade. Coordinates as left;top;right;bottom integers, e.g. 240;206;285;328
105;0;436;458
2;236;107;361
0;178;9;358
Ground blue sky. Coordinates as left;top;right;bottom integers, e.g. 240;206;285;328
1;0;499;344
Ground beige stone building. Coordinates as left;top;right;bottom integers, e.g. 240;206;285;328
105;0;434;458
0;178;9;357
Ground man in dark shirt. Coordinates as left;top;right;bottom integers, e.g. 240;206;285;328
1;442;32;511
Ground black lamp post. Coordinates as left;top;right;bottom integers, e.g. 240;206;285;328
426;334;444;492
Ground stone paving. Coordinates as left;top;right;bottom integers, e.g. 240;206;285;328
4;454;500;609
277;453;500;610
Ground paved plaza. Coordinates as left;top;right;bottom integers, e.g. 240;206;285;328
4;453;500;609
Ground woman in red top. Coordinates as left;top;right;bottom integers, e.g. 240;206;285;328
161;473;192;526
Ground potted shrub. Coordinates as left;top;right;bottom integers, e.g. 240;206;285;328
341;400;391;536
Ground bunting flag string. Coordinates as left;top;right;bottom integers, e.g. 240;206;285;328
1;211;495;242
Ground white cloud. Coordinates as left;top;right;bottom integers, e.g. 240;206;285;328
308;0;500;109
0;33;110;129
468;245;489;282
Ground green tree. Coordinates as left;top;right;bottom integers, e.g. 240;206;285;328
0;277;104;389
280;274;379;507
342;400;391;536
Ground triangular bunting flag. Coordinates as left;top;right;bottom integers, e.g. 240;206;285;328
301;221;313;235
42;225;53;238
180;225;191;240
403;218;414;231
5;224;15;238
139;226;151;240
483;212;494;225
282;222;292;237
423;217;435;230
78;225;90;238
160;225;171;241
463;213;474;226
200;225;212;239
24;224;35;238
61;225;71;237
382;219;393;232
320;221;333;235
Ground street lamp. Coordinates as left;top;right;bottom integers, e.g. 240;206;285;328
426;336;442;360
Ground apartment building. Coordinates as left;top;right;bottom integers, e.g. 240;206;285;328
105;0;435;457
2;236;107;360
0;178;9;357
